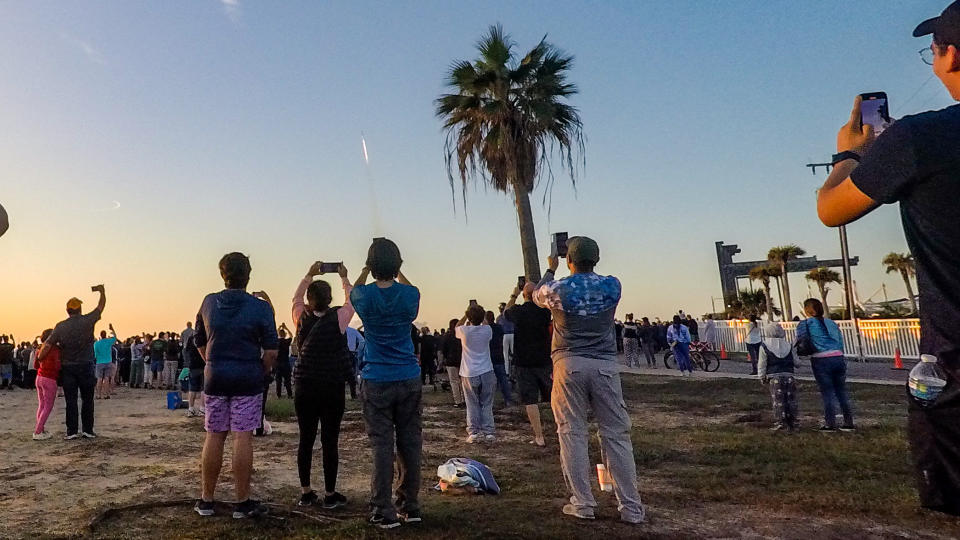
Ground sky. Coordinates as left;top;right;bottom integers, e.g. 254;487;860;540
0;0;954;340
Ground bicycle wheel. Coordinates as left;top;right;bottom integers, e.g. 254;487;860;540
701;351;721;372
690;351;706;371
663;351;677;370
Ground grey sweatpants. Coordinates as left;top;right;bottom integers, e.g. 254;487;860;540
362;377;423;520
552;356;644;522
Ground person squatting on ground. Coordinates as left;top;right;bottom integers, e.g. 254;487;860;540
797;299;855;432
32;328;60;440
815;1;960;513
757;322;799;431
504;281;553;447
666;315;693;376
38;286;106;440
455;304;497;443
291;260;355;509
622;314;640;368
534;236;645;524
350;238;423;529
193;252;278;520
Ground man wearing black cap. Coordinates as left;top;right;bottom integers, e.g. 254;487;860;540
533;236;644;524
816;1;960;515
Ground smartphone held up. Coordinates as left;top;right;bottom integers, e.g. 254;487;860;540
859;92;891;135
319;262;342;274
551;232;569;258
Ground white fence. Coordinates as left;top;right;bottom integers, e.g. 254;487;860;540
711;319;921;360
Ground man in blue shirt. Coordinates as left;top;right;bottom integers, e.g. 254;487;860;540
93;324;118;399
350;238;422;529
534;236;644;525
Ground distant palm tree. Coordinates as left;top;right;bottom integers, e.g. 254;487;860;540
436;25;584;282
768;245;806;320
737;289;768;318
806;267;841;311
883;252;918;315
748;264;777;321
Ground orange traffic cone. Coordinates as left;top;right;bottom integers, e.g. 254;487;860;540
720;343;728;360
892;347;906;370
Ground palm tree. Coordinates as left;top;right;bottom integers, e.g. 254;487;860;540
883;252;918;315
806;267;841;311
737;289;768;318
748;264;777;321
768;245;806;320
436;25;584;282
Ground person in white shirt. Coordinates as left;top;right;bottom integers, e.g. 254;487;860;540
455;303;496;444
745;314;762;375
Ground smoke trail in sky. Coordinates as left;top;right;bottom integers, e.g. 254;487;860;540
361;133;383;236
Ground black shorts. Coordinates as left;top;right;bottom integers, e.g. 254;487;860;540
517;366;552;405
189;369;205;393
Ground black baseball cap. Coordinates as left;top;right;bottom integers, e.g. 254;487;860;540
914;1;960;44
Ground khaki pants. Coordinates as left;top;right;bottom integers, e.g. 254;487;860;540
445;366;464;405
552;356;644;522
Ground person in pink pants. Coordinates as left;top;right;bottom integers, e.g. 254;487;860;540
34;328;60;441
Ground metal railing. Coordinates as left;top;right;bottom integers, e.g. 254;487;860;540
708;319;921;360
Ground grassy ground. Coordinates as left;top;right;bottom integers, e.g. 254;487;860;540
86;374;960;539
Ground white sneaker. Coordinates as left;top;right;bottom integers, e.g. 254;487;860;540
484;434;496;443
466;434;479;444
32;431;51;441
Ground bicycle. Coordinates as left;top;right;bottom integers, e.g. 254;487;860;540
663;341;721;372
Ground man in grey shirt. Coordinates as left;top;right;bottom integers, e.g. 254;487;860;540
39;285;106;439
534;237;644;524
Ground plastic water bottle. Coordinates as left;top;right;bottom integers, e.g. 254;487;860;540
908;354;947;407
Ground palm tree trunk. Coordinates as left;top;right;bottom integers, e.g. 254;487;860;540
902;269;918;315
763;283;774;321
514;188;542;282
780;263;793;320
818;282;829;312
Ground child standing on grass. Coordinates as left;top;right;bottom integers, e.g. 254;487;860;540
33;328;60;440
456;304;496;444
757;322;799;432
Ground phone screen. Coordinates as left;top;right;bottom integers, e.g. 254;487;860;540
860;95;890;135
320;262;341;273
552;232;569;258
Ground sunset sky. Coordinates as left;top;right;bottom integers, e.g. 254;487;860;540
0;1;952;339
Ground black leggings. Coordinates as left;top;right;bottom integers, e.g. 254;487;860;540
295;379;346;493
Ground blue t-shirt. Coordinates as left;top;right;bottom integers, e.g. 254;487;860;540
194;289;279;397
350;282;421;382
93;337;117;364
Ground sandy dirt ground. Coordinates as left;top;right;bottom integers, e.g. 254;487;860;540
0;377;959;540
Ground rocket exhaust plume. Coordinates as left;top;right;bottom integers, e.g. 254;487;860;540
361;133;383;235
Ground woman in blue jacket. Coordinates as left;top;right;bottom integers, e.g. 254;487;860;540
796;298;855;432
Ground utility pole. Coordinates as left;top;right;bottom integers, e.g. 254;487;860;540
806;161;866;360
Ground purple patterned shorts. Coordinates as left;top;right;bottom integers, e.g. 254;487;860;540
204;394;263;433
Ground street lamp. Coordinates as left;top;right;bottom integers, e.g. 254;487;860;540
806;161;866;361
